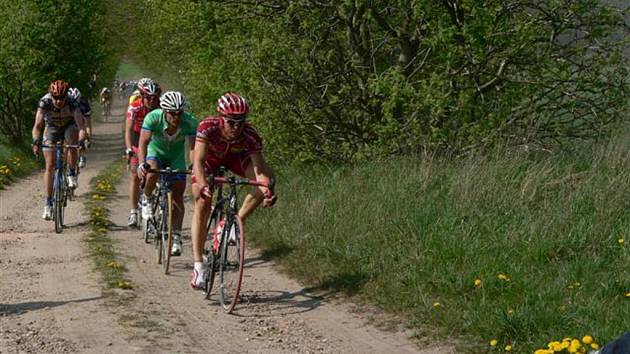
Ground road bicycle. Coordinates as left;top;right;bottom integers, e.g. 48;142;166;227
203;167;275;313
141;168;190;274
41;142;80;233
101;99;111;121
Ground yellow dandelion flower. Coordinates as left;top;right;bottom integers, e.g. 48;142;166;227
474;278;482;287
590;343;600;350
507;308;514;315
582;336;593;344
625;292;630;298
432;302;441;308
490;339;498;347
497;273;510;281
619;238;625;245
504;344;512;351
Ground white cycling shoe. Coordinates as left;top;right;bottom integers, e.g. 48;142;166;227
42;205;53;220
67;175;78;189
141;196;154;219
171;233;183;256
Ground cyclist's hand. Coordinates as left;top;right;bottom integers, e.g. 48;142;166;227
32;138;42;155
84;137;91;149
200;185;213;200
125;147;134;158
263;190;277;208
137;162;150;178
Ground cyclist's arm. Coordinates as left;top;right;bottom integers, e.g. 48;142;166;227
32;108;45;141
249;152;273;193
192;138;209;189
137;129;151;165
73;107;86;141
124;110;134;150
187;136;195;168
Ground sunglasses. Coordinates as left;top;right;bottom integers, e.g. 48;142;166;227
225;117;246;127
142;95;159;100
52;95;67;101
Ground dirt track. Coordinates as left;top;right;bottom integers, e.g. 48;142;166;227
0;101;454;353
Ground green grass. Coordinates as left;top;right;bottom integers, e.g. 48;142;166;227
0;142;38;189
247;134;630;353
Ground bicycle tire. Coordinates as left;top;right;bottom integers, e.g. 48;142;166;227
163;192;173;274
203;209;222;299
53;170;64;233
219;216;245;313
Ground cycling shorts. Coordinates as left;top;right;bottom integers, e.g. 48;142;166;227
43;123;78;151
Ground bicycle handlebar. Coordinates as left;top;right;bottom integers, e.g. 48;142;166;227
145;168;192;175
211;176;275;191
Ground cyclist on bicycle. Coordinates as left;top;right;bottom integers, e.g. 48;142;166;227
125;79;161;227
189;92;276;289
68;88;91;168
136;91;198;257
101;86;112;113
31;80;86;220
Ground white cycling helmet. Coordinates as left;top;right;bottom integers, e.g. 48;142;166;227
160;91;186;112
68;87;81;100
137;77;154;87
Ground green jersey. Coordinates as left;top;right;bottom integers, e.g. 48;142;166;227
142;109;198;170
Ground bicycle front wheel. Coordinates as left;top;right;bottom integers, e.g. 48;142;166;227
203;209;222;299
218;216;245;313
53;170;64;233
162;192;173;274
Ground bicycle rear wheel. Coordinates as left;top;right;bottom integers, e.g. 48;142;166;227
162;192;173;274
218;216;245;313
53;170;64;233
203;209;222;299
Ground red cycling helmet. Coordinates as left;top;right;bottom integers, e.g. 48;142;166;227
49;80;69;97
217;92;249;117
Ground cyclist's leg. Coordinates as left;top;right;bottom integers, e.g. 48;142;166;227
228;154;267;222
129;146;141;208
143;157;161;197
42;130;58;204
190;176;213;287
64;124;79;171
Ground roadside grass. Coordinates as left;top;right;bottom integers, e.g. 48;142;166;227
247;134;630;353
83;161;134;294
0;143;38;189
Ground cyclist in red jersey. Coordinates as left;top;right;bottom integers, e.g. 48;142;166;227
189;92;277;289
124;79;160;226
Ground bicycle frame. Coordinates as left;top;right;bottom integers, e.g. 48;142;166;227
42;143;80;233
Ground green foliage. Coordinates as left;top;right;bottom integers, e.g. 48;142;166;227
0;0;121;145
247;132;630;353
127;0;628;163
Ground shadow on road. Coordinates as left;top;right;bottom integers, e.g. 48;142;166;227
0;295;104;316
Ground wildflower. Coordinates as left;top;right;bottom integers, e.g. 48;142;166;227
625;292;630;298
619;238;625;245
497;273;511;281
582;336;593;345
474;278;482;287
504;344;512;351
590;343;600;350
432;302;441;308
490;339;498;347
506;308;514;315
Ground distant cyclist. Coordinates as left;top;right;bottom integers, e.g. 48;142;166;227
189;92;276;289
68;87;92;168
100;87;112;118
31;80;86;220
124;78;161;227
136;91;198;256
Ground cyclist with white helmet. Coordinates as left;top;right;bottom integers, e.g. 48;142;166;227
124;79;160;227
68;87;91;168
136;91;198;256
189;92;276;289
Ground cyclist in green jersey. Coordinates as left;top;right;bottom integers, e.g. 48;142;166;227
136;91;198;256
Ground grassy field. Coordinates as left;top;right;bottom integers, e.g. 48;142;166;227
0;142;38;189
247;134;630;353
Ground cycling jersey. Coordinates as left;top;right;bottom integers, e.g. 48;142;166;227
38;94;81;147
195;116;262;176
141;109;198;170
128;93;141;106
39;93;80;129
126;99;152;146
78;101;91;118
